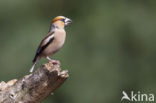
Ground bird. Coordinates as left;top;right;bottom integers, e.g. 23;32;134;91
29;16;72;72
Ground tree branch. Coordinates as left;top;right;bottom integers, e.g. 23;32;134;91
0;62;69;103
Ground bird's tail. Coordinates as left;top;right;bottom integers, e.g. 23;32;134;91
29;62;36;73
30;54;41;73
29;58;39;73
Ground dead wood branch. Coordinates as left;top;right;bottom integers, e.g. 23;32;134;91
0;62;69;103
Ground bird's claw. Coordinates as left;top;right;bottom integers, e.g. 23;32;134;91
49;59;60;65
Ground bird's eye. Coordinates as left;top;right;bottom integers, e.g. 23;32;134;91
60;18;65;22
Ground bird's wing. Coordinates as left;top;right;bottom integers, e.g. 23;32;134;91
33;31;55;63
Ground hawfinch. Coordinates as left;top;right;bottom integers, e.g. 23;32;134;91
30;16;72;72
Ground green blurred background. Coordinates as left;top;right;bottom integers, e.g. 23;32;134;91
0;0;156;103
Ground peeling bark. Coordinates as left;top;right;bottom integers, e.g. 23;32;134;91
0;62;69;103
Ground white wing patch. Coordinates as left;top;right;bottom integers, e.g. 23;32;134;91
45;34;54;43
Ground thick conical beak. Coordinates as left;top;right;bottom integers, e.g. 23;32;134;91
65;18;72;26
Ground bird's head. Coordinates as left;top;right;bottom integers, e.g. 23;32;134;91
52;16;72;29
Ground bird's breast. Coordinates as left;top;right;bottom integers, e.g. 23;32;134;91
43;29;66;56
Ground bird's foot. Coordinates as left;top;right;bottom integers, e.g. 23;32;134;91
49;59;60;65
46;56;60;65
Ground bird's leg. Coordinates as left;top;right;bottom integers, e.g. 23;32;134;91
46;56;60;64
